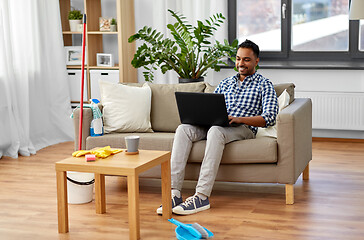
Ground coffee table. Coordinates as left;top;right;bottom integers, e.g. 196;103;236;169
55;149;172;240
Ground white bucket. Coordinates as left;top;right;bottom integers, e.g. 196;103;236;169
67;171;95;204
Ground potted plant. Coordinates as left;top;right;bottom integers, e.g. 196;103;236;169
110;18;117;32
128;9;238;83
68;8;82;32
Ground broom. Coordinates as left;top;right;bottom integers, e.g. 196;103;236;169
78;14;87;151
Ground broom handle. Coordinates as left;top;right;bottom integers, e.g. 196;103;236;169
78;14;87;150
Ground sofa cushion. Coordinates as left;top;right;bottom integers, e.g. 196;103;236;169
256;89;290;138
99;81;153;133
147;82;206;132
273;83;295;104
204;82;216;93
188;137;277;164
86;132;175;151
86;133;277;164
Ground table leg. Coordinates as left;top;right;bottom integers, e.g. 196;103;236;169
161;158;172;219
95;173;106;214
56;171;69;233
127;174;140;240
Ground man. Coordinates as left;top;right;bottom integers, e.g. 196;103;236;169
157;39;278;215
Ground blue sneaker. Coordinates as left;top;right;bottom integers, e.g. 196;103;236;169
173;195;210;215
156;194;183;215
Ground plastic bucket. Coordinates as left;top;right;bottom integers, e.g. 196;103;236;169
67;171;95;204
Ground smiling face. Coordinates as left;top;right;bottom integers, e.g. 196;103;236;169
235;47;259;81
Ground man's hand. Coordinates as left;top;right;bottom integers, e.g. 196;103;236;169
228;116;266;127
228;116;243;125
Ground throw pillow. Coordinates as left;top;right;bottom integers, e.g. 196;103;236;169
204;82;217;93
147;82;206;132
273;83;295;104
99;81;153;133
256;89;290;138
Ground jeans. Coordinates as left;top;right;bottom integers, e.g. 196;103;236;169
171;124;255;197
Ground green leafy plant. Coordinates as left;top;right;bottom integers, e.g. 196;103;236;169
128;9;238;82
111;18;117;25
68;8;82;20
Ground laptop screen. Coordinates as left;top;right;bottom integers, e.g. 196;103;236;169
175;92;230;127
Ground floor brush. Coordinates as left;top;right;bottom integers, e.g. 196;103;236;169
168;218;213;239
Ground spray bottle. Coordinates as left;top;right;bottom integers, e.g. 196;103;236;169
90;99;104;137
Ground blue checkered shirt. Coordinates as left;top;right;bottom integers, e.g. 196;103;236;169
214;72;278;135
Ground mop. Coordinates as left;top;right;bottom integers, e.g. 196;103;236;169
78;14;87;151
73;15;120;159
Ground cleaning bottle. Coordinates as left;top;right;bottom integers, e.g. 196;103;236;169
90;99;104;137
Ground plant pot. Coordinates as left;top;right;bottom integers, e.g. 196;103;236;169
178;77;204;83
69;19;82;32
76;24;83;32
110;25;117;32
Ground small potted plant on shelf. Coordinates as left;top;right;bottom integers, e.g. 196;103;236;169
110;18;117;32
68;8;82;32
128;9;238;83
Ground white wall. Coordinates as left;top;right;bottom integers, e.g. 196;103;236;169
208;68;364;92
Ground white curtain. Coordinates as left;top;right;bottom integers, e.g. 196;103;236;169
0;0;73;159
134;0;229;84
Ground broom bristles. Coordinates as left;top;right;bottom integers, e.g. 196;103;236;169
191;223;209;239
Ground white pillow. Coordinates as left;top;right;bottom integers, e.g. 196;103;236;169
256;89;290;138
99;81;153;133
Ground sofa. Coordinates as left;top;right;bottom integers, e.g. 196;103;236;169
73;81;312;204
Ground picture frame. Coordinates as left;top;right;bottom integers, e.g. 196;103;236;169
99;17;112;31
65;46;87;65
97;53;114;67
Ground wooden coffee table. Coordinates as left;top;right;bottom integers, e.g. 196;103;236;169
55;149;172;240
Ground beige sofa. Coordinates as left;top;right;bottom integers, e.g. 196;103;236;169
73;82;312;204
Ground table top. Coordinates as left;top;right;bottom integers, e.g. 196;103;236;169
55;149;171;176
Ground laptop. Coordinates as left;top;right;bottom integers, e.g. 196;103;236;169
175;92;231;127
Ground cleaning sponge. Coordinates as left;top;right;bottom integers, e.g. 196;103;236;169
85;154;96;162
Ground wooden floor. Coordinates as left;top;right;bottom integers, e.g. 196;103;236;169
0;141;364;240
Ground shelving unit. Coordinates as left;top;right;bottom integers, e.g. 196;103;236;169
59;0;137;102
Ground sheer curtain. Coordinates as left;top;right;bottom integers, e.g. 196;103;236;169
0;0;73;159
134;0;229;84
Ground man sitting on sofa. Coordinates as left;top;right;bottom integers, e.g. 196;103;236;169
157;39;279;215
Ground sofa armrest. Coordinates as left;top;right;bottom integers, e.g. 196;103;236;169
73;108;93;150
276;98;312;183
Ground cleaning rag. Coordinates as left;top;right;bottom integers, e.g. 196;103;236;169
72;146;123;158
70;103;103;121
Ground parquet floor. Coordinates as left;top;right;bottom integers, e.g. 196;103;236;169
0;140;364;239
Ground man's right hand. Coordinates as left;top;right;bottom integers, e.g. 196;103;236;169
228;115;266;127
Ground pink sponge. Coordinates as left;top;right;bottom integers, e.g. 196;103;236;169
85;154;96;162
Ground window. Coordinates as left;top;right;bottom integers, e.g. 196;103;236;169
236;0;282;51
360;20;364;51
229;0;364;62
291;0;349;51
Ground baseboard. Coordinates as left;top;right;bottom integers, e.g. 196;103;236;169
312;129;364;139
312;137;364;143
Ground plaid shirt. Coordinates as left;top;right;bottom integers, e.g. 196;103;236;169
214;72;278;134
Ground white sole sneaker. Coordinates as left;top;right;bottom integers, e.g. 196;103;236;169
172;204;210;215
156;195;183;215
156;206;163;215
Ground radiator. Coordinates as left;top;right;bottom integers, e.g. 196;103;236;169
295;91;364;130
